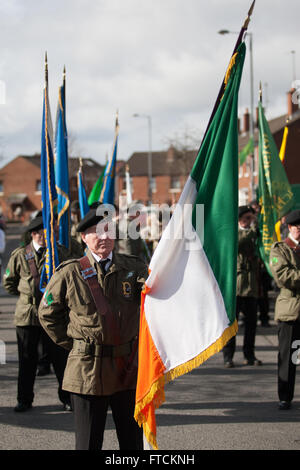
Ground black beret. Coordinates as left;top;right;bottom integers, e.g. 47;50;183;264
238;205;255;218
285;209;300;226
77;205;114;232
71;200;80;211
26;215;44;233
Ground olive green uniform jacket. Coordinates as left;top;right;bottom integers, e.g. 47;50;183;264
3;242;69;326
269;241;300;322
236;227;259;298
38;250;148;396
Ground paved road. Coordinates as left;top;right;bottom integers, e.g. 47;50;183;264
0;223;300;451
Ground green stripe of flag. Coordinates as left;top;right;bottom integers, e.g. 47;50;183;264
239;136;254;166
88;166;106;206
191;42;246;324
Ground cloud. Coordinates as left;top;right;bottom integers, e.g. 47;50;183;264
0;0;299;166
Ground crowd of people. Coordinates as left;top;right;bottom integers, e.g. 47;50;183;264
1;199;300;449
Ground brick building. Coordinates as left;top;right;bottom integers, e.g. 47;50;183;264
117;146;197;206
238;87;300;206
118;88;300;208
0;155;104;222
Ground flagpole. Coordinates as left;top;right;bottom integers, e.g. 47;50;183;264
63;65;66;109
259;81;262;104
45;52;48;89
248;31;255;200
204;0;256;144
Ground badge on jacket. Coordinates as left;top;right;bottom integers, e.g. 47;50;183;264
42;290;54;306
122;281;132;298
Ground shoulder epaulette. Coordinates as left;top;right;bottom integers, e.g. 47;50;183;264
10;246;25;257
55;258;79;272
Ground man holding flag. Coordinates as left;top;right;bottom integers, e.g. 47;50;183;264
2;55;73;413
270;211;300;411
269;209;300;410
38;205;148;449
3;212;72;411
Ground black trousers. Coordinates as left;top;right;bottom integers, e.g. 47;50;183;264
38;329;52;369
16;325;70;405
71;390;144;450
223;296;258;362
278;320;300;402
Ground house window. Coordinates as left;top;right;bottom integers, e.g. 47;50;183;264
0;181;3;193
150;177;156;193
170;176;181;191
35;180;41;192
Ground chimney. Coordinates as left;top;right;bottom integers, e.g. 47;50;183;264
167;145;175;163
243;108;250;133
287;88;299;117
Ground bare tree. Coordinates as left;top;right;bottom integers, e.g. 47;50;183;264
163;124;203;175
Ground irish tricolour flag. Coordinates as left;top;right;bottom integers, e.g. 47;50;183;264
135;42;246;449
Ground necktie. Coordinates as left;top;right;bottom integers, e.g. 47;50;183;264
99;259;109;275
37;247;45;258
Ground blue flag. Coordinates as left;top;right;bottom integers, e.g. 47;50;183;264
54;72;70;248
40;69;59;292
78;163;89;218
100;115;119;204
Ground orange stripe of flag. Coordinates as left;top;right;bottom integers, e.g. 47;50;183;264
135;287;166;448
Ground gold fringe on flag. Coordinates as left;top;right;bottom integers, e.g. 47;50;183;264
134;319;238;450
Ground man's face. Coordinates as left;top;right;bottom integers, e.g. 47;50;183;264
289;223;300;242
31;229;46;247
238;211;254;229
81;223;115;258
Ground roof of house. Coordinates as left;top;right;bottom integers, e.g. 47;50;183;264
119;146;198;177
18;155;104;178
122;110;300;177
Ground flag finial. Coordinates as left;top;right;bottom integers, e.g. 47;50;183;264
243;0;256;30
45;51;48;87
259;81;263;103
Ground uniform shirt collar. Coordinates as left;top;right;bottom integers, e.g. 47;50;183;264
288;233;299;246
238;224;251;231
90;251;113;264
32;240;45;252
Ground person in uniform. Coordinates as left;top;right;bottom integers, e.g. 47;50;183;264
38;206;148;450
114;200;149;263
269;209;300;410
223;205;262;367
3;213;72;412
36;215;84;376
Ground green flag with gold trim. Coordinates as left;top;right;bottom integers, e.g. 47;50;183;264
257;101;294;275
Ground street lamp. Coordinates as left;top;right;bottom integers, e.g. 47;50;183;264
133;113;153;204
218;29;255;200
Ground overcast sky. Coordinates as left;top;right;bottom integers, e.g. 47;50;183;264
0;0;299;168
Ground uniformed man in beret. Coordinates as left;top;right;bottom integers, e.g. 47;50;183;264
3;213;72;412
38;205;148;450
114;200;149;263
223;205;262;367
269;209;300;410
